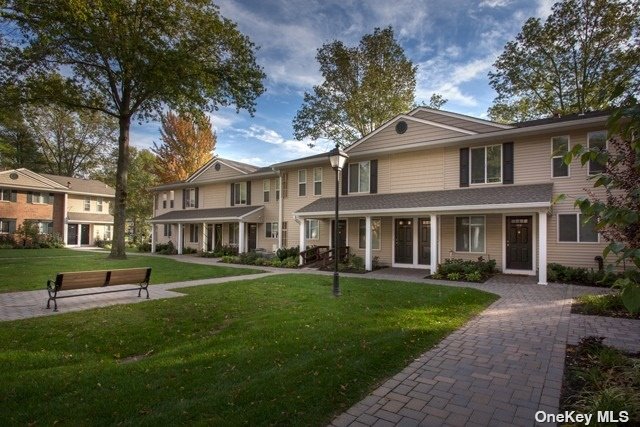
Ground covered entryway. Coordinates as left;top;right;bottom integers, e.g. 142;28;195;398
418;218;431;265
67;224;78;245
506;216;533;270
80;224;90;245
247;223;257;251
395;218;413;264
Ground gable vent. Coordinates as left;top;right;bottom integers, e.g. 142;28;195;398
395;121;408;134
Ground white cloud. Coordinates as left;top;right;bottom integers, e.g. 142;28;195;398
536;0;555;19
237;156;269;166
235;124;326;158
479;0;511;7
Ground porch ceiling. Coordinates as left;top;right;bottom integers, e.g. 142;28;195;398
150;206;263;223
295;183;553;217
67;212;114;223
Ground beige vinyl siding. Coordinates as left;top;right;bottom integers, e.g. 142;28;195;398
346;217;393;267
191;161;251;182
0;170;58;188
439;214;503;270
411;110;504;133
199;183;228;208
388;149;445;193
348;119;469;154
547;212;610;269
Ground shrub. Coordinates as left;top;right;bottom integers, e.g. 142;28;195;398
0;234;15;247
270;258;283;268
436;257;497;282
447;272;462;281
182;247;198;254
156;241;177;255
94;238;112;248
547;263;636;287
349;255;365;271
213;245;238;257
283;256;299;268
37;233;64;248
276;246;299;261
137;242;152;252
465;271;483;282
239;251;261;265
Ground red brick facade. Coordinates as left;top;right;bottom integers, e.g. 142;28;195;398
0;191;59;232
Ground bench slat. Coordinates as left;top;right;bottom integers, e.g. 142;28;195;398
57;272;108;290
109;268;150;286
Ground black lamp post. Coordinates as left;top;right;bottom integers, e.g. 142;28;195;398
328;145;349;297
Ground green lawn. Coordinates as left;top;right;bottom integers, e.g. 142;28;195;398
0;248;259;292
0;274;498;426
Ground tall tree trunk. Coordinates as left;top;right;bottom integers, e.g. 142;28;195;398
109;114;131;259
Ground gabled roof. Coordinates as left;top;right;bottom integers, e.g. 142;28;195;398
408;107;513;132
295;183;553;216
41;173;115;197
187;156;260;183
513;110;610;128
0;168;68;191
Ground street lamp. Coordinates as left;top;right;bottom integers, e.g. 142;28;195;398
328;145;349;297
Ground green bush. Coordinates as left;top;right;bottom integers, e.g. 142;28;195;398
94;238;112;248
447;272;462;281
156;241;177;255
547;263;636;287
349;255;365;271
283;256;299;268
270;258;283;268
220;255;240;264
182;247;198;254
435;257;497;282
137;242;152;252
465;271;483;282
212;245;238;257
276;246;299;261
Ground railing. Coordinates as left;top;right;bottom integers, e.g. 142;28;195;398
300;246;350;267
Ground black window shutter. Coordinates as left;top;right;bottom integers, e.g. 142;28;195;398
503;142;514;184
459;148;469;187
195;188;199;208
246;181;251;205
230;183;235;206
341;167;348;195
182;190;186;209
369;160;378;194
27;191;33;203
10;190;17;202
266;222;271;237
48;193;54;204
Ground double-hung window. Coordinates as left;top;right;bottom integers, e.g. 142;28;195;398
265;222;278;239
358;218;381;250
163;224;172;237
455;216;486;253
298;169;307;196
233;183;247;205
162;193;167;209
0;218;17;234
551;136;569;177
263;180;270;203
189;224;199;243
84;196;91;211
588;131;607;175
169;191;174;208
275;179;280;201
313;167;322;196
96;197;104;212
34;221;54;234
305;219;319;240
349;161;370;193
105;225;112;240
470;145;502;184
185;188;197;208
0;189;16;202
558;213;598;242
229;223;239;246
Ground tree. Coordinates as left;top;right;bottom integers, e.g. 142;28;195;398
29;106;117;177
152;111;215;183
0;107;45;171
1;0;265;258
126;148;158;244
488;0;640;123
293;27;416;147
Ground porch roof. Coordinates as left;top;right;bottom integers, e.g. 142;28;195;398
150;206;263;223
295;183;553;217
67;212;114;224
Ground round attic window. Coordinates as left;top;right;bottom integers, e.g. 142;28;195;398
214;163;221;171
9;172;18;180
395;121;408;134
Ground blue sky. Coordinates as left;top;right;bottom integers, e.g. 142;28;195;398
131;0;555;166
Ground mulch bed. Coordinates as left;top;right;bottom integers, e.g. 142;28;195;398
571;301;640;320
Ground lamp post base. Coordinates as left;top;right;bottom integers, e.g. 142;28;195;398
332;272;341;297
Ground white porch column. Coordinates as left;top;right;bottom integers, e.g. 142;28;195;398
62;193;68;245
238;221;245;253
365;216;372;271
298;219;306;265
77;224;82;247
278;175;284;249
430;214;438;272
151;224;156;253
177;224;183;255
538;211;548;285
201;222;206;252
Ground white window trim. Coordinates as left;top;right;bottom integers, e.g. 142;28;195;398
358;218;381;251
348;160;371;194
587;130;608;176
305;219;320;240
556;213;600;244
470;144;502;185
185;188;198;208
551;135;571;178
266;221;278;239
0;189;14;202
233;183;247;206
96;197;104;212
454;215;487;253
298;169;307;197
313;167;322;196
83;196;91;211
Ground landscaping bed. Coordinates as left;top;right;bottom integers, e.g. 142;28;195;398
0;274;497;426
548;263;639;288
426;257;498;283
560;337;639;424
572;293;640;320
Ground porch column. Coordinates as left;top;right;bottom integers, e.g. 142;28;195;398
278;174;284;249
201;222;206;252
538;211;548;285
365;216;372;271
62;193;68;245
151;224;156;253
238;221;245;253
430;214;438;272
298;219;306;265
177;223;183;255
77;224;82;247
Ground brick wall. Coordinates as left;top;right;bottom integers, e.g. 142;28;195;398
0;190;56;229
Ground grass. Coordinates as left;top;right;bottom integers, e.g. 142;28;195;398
561;337;640;425
573;293;640;319
0;248;260;293
0;274;498;426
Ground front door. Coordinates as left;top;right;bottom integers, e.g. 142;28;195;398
395;218;413;264
247;223;257;251
67;224;78;245
214;224;223;251
80;224;90;245
506;216;533;270
418;218;431;265
206;224;213;252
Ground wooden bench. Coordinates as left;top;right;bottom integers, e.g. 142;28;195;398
46;267;151;312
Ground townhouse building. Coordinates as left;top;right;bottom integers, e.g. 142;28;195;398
0;168;115;246
150;108;614;285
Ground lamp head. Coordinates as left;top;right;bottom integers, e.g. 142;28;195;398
328;146;349;171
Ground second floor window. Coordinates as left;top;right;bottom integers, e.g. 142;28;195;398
185;188;197;208
349;161;370;193
298;169;307;196
588;131;607;175
84;197;91;211
233;182;247;205
0;189;17;202
162;193;167;209
471;145;501;184
275;178;280;201
169;191;174;208
314;167;322;196
29;192;53;204
551;136;569;177
96;197;103;212
263;180;270;203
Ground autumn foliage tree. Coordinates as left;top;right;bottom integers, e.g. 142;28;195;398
152;112;216;183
